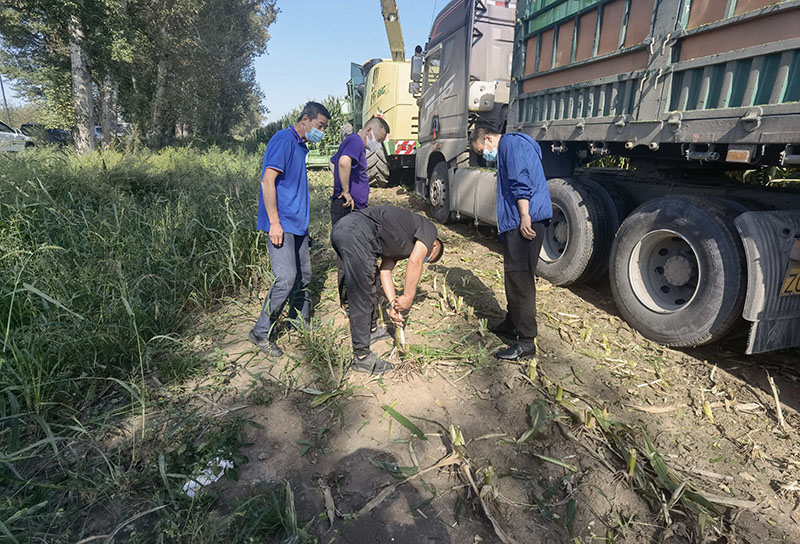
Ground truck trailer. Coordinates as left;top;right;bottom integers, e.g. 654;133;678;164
411;0;800;354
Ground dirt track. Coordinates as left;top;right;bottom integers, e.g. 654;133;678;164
201;177;800;543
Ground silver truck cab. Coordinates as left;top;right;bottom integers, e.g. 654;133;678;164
411;0;516;225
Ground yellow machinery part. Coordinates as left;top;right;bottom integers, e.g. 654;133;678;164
362;59;418;148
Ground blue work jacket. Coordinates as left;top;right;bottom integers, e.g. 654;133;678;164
496;133;552;234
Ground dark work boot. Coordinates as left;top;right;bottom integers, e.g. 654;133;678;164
351;352;394;375
249;329;283;358
494;343;536;362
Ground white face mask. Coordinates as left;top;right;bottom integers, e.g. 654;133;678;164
366;129;383;152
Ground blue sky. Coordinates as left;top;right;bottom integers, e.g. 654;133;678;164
256;0;440;121
3;0;443;120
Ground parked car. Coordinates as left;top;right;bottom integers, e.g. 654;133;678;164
93;123;133;143
0;121;33;152
19;123;72;146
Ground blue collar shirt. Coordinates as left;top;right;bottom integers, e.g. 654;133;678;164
496;132;552;234
257;126;310;236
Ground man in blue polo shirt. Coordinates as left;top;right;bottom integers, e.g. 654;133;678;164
469;125;552;361
249;101;331;357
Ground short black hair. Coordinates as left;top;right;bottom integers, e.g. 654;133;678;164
469;124;500;150
298;101;331;123
428;238;444;264
365;116;391;135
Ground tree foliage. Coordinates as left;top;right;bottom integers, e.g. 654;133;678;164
253;95;347;152
2;103;41;127
0;0;278;143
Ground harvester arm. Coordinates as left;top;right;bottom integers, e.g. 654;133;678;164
380;0;406;62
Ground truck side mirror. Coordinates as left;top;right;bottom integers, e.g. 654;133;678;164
410;53;423;83
409;81;422;97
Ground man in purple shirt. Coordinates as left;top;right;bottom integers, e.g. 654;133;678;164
330;116;390;223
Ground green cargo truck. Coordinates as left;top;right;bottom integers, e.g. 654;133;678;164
411;0;800;354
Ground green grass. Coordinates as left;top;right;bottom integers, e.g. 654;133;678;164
0;147;334;541
2;147;269;411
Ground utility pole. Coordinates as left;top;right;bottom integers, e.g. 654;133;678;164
0;73;11;125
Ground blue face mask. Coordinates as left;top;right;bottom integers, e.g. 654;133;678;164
483;146;497;162
306;125;324;143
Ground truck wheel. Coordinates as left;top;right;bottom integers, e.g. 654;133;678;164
428;161;451;224
602;182;635;224
536;178;619;285
340;123;354;140
609;196;746;347
367;147;390;187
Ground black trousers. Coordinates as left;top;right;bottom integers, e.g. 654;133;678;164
330;198;353;305
331;199;379;331
331;213;381;357
502;222;547;350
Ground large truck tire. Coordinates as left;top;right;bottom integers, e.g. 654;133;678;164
367;147;390;187
602;182;635;225
428;161;451;224
537;178;619;285
609;196;747;347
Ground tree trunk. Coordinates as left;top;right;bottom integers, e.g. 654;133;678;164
150;21;172;147
69;12;94;153
100;74;118;148
150;56;170;146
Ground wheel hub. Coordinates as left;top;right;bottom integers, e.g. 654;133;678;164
541;204;569;263
663;255;694;287
429;176;445;208
554;222;568;245
628;230;701;314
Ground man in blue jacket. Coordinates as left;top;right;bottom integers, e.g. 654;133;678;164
469;125;552;361
249;101;331;358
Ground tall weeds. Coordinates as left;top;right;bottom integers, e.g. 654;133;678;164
1;148;270;411
0;147;278;540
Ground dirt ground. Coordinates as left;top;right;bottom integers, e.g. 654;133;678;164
194;180;800;543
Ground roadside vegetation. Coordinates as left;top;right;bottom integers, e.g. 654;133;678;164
0;146;326;541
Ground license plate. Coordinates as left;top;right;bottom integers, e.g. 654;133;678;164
779;240;800;296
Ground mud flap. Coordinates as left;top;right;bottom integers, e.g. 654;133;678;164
735;211;800;354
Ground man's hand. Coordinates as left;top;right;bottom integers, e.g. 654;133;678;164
388;306;405;327
269;222;284;247
519;213;536;240
339;191;354;208
393;293;413;312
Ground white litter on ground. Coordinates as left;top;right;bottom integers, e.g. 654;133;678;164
182;457;234;498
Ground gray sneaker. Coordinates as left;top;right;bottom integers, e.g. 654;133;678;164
351;352;394;375
249;330;283;358
370;326;391;344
